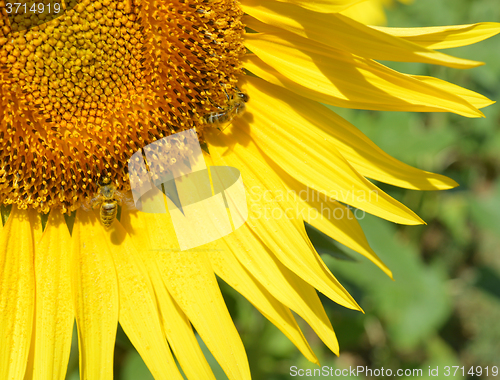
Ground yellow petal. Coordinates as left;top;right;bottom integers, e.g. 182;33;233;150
122;210;216;380
0;207;36;380
149;263;217;379
158;251;251;380
222;224;341;355
123;210;251;380
372;23;500;49
254;0;364;13
208;245;319;364
340;0;387;25
243;32;484;117
412;75;495;109
32;211;74;380
281;174;392;278
221;78;426;225
242;1;484;68
103;221;184;380
71;210;119;380
32;214;43;245
207;132;361;310
246;74;459;190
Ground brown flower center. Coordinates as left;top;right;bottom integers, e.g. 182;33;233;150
0;0;245;213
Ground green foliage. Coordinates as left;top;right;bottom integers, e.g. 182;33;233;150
325;214;452;351
121;352;155;380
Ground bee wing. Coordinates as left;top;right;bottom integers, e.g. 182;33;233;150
122;196;138;211
82;194;103;211
113;190;125;202
81;197;93;211
115;191;137;211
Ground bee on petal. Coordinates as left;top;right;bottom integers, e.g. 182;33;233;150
83;176;132;228
202;86;249;131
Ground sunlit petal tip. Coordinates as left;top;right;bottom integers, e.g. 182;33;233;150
444;177;460;189
373;22;500;50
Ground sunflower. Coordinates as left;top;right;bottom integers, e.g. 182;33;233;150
0;0;499;378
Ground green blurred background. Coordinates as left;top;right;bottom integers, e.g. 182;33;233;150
65;0;500;378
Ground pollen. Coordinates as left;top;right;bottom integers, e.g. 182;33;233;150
0;0;245;213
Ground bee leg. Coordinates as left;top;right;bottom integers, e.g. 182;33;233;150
222;85;231;102
207;96;224;111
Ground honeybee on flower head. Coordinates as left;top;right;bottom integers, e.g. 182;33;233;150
202;85;249;131
83;176;133;228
